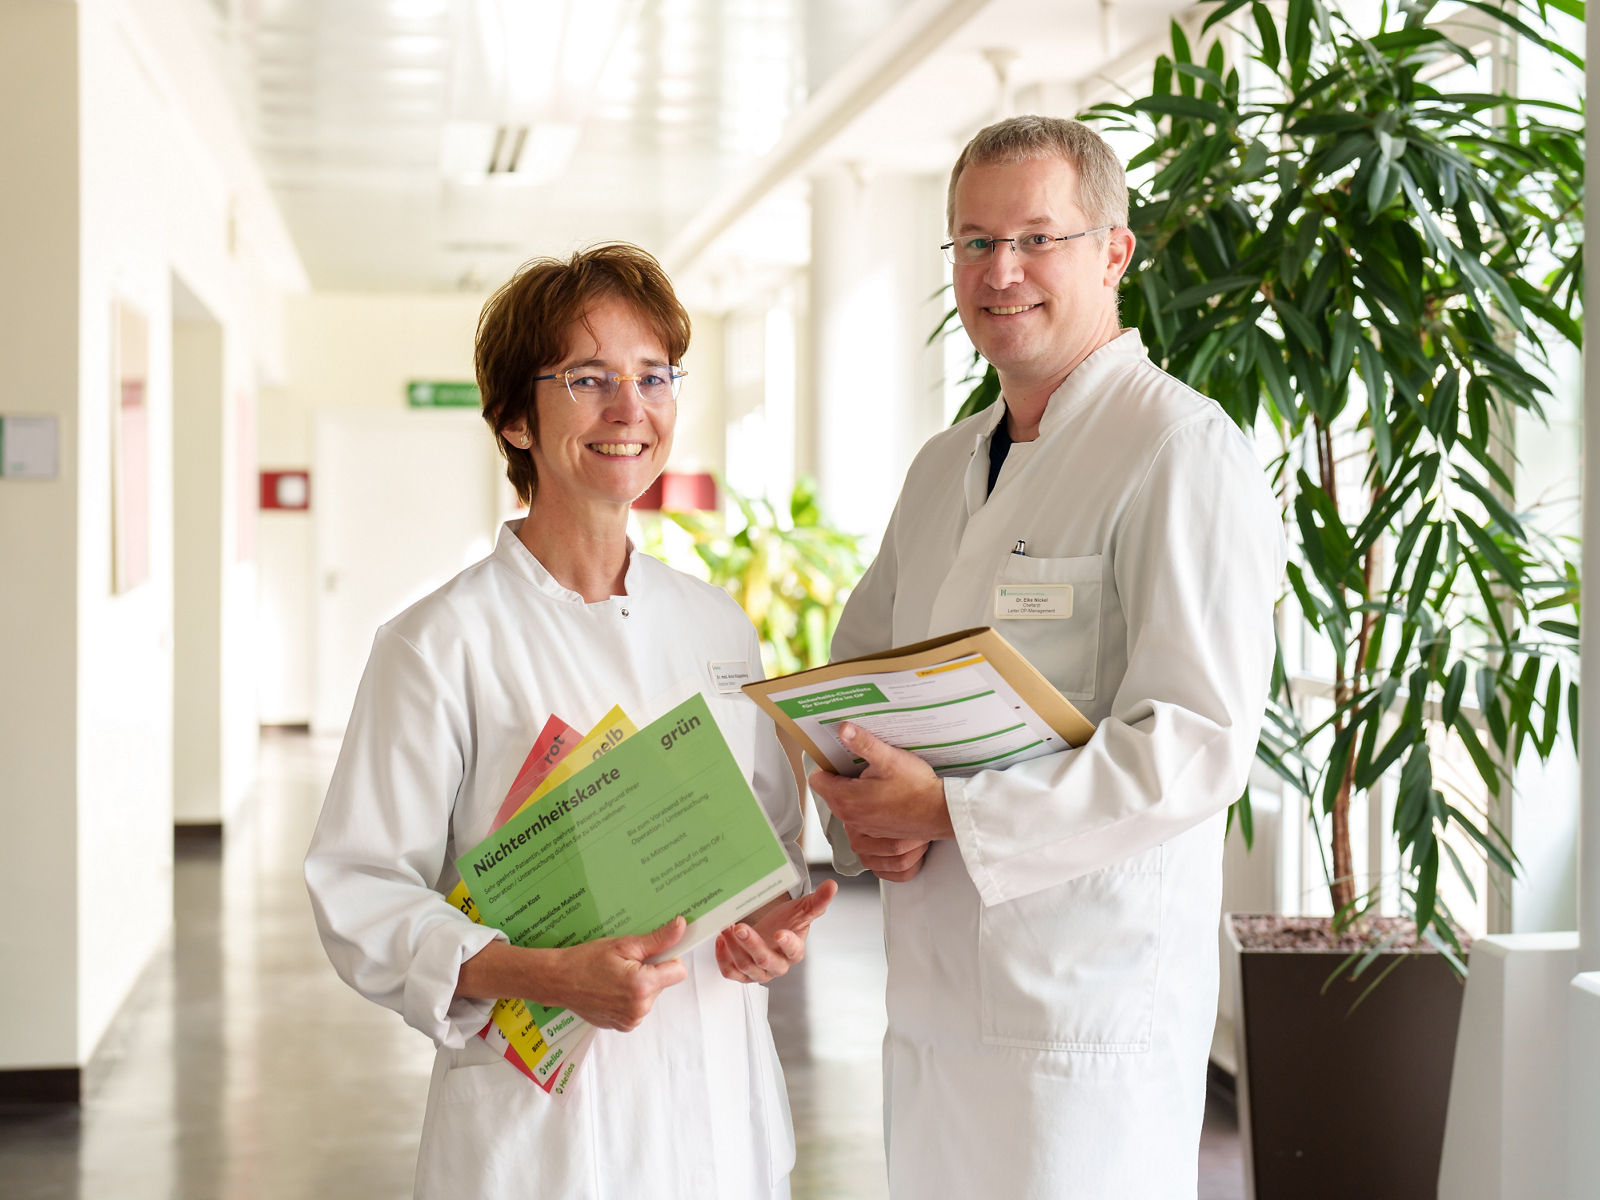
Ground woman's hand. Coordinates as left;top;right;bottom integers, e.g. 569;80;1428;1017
716;879;839;985
545;916;691;1030
457;916;690;1032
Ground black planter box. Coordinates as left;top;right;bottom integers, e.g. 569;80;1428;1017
1227;916;1467;1200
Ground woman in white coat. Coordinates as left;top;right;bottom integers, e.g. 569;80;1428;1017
304;243;835;1200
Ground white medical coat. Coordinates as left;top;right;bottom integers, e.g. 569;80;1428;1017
305;522;806;1200
826;331;1284;1199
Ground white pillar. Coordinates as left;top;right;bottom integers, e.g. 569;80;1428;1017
1568;14;1600;1197
1579;0;1600;983
805;166;948;542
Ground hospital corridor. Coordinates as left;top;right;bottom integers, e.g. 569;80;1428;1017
2;0;1596;1197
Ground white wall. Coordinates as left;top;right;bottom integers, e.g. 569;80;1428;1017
0;0;300;1072
0;0;84;1071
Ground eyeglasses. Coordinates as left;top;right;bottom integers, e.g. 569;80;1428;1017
533;366;687;405
941;227;1114;266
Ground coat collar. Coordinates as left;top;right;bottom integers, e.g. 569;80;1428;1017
967;328;1149;455
494;519;644;605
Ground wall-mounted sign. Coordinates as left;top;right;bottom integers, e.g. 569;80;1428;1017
261;470;311;510
632;472;717;512
0;415;60;479
407;380;480;408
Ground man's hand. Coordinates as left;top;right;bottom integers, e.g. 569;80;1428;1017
809;723;953;882
717;879;839;984
846;830;932;882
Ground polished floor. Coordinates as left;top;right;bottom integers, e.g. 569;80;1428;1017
0;731;1245;1198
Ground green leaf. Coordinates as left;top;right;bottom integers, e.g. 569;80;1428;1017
1457;512;1525;591
1171;18;1192;66
1255;331;1295;420
1452;712;1502;798
1230;786;1255;848
1406;525;1443;619
1539;664;1562;758
1414;837;1440;933
1202;0;1252;34
1451;471;1526;541
951;365;1000;424
1126;94;1233;125
1394;745;1433;842
1441;661;1468;727
1284;0;1313;83
1168;275;1259;306
1452;0;1583;69
1251;1;1281;69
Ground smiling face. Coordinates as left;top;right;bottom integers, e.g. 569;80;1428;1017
506;294;676;528
950;154;1134;401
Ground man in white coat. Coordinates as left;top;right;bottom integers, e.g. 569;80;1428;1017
809;116;1285;1198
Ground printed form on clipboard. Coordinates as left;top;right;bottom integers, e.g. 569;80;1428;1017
742;626;1096;778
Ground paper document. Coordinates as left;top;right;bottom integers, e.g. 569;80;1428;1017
448;708;634;1093
458;690;798;1036
743;626;1095;777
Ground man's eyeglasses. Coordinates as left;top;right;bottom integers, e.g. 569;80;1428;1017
941;227;1114;266
533;366;687;405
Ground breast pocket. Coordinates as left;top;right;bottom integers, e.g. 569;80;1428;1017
978;846;1162;1052
992;553;1103;701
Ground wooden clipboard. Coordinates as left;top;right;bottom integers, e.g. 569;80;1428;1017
741;626;1095;773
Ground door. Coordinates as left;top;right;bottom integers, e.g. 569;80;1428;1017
312;407;503;735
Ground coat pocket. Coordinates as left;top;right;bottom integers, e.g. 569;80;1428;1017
978;846;1161;1051
992;553;1103;700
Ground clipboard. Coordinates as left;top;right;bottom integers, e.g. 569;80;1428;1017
742;626;1095;774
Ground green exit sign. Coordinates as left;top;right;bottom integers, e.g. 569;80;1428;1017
407;380;481;408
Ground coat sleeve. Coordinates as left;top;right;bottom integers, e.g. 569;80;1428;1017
304;625;505;1048
812;504;904;876
946;416;1285;907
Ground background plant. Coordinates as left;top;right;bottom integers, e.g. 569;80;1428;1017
951;0;1583;964
641;477;869;675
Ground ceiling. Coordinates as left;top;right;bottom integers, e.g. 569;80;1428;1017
190;0;1195;300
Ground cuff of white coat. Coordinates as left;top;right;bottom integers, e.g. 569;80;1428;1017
945;775;1009;907
802;753;864;877
404;919;509;1048
809;794;865;877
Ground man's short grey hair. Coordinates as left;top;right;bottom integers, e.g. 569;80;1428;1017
946;115;1129;235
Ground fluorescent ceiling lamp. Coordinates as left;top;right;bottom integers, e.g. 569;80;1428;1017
470;0;634;121
454;0;635;181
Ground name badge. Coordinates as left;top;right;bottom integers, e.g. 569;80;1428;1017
709;660;752;694
995;584;1073;619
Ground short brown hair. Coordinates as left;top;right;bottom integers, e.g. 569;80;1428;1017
946;115;1128;235
476;243;691;506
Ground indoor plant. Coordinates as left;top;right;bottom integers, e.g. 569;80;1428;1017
639;477;869;675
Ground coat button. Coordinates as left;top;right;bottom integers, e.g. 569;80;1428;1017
620;608;629;618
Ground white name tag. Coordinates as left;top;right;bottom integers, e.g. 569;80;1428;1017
995;584;1073;619
709;659;753;694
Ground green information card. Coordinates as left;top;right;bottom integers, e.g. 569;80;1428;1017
457;692;796;1025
